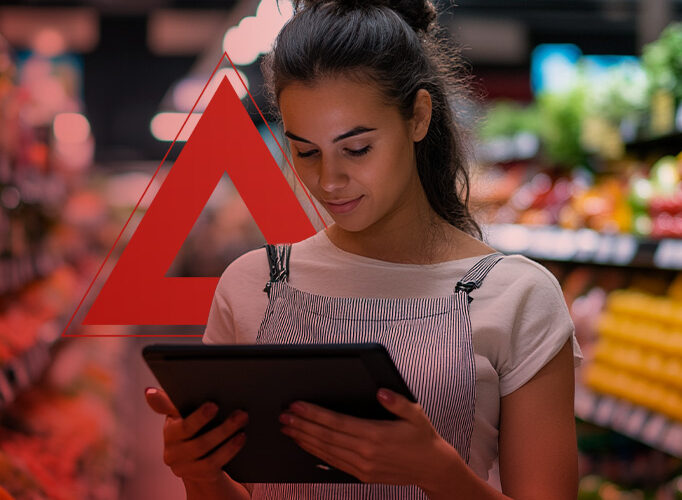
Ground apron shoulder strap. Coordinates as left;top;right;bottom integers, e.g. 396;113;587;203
454;252;505;301
263;244;292;296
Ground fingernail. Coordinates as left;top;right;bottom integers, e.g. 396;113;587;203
279;413;293;424
203;403;218;417
145;387;157;395
377;389;393;403
290;402;306;414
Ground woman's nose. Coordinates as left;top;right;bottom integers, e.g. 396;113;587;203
318;157;349;192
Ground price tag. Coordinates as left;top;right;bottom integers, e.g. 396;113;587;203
642;413;667;444
654;240;682;270
611;401;633;430
662;424;682;458
595;397;616;425
612;235;637;265
533;228;555;257
574;228;599;261
626;407;648;435
594;235;614;263
553;229;577;260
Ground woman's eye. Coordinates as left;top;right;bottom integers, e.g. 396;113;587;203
347;146;372;157
296;150;318;158
295;145;371;158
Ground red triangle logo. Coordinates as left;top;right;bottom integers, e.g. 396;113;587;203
65;53;322;333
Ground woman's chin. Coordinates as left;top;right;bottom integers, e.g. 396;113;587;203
328;216;372;234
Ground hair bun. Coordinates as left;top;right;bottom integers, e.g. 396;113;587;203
291;0;438;33
383;0;438;33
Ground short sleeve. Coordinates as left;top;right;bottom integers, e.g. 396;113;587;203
202;271;237;345
495;258;583;396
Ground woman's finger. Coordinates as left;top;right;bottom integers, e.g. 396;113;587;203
292;435;367;482
199;431;248;470
376;388;427;424
165;401;220;443
167;410;249;463
169;431;245;481
145;387;180;418
280;413;364;452
286;401;384;439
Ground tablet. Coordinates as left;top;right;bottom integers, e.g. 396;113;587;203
142;342;416;483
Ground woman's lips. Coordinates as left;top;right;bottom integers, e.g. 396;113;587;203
324;196;364;214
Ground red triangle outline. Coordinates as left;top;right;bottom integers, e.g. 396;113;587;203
62;52;327;336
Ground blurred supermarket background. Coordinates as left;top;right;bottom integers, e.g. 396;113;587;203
1;0;682;498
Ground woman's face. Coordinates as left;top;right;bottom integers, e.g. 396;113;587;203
278;76;431;234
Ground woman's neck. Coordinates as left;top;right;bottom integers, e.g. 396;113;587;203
325;220;494;265
324;209;464;265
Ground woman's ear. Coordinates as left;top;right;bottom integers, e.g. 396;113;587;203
411;89;432;142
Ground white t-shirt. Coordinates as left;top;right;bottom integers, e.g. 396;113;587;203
203;230;583;481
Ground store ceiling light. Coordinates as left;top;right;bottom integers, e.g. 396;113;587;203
173;69;249;113
32;28;67;58
150;112;202;142
222;0;293;67
0;7;98;53
53;112;90;144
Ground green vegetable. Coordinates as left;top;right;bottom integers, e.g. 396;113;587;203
642;22;682;99
536;85;588;169
478;101;541;140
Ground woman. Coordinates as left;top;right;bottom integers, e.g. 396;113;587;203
145;1;583;498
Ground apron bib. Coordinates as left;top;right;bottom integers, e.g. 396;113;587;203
250;244;503;499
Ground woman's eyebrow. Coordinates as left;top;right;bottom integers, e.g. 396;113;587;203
284;126;376;144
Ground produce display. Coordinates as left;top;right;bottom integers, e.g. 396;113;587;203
0;30;133;500
584;273;682;422
642;23;682;138
473;152;682;239
532;261;682;500
0;265;77;363
475;23;682;242
0;337;129;500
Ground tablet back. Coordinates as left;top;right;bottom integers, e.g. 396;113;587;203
142;342;416;483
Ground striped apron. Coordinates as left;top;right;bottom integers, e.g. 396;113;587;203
251;244;504;499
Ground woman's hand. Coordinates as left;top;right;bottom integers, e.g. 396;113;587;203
144;387;249;483
278;388;462;489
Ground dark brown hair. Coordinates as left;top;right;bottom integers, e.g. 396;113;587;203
263;0;482;238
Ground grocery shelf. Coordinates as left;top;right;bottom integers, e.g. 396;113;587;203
625;132;682;157
485;223;682;269
0;250;62;296
575;384;682;459
0;320;61;413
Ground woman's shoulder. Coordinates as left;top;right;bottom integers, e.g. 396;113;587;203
220;245;267;279
487;253;563;290
215;245;270;302
470;252;569;319
216;232;325;293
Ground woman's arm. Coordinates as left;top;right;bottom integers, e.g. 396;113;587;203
277;339;578;499
421;339;577;499
498;338;578;500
